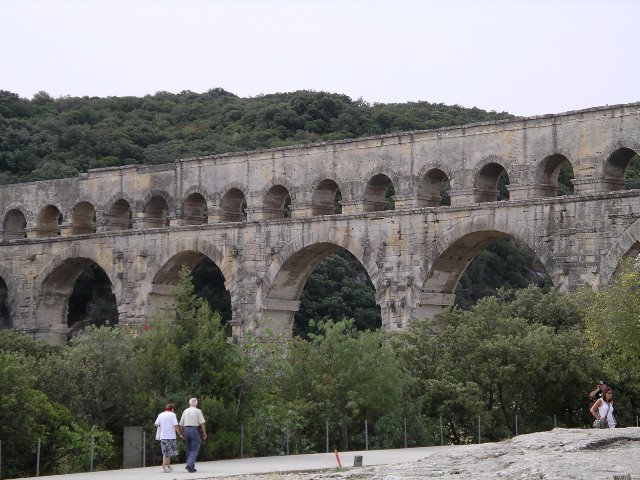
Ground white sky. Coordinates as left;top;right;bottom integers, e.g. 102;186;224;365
1;0;639;116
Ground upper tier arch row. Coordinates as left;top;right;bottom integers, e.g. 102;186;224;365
1;103;638;240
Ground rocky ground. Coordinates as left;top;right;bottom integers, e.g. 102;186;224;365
212;428;640;480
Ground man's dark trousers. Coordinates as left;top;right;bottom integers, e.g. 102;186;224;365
184;426;201;471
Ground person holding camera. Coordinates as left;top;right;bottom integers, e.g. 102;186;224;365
589;380;607;400
590;387;616;428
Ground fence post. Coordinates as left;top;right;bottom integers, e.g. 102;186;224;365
326;421;329;453
36;437;41;477
141;432;146;468
477;416;481;444
554;415;557;429
637;415;639;427
439;416;443;446
240;425;244;459
89;435;94;472
403;417;407;449
364;420;368;451
515;414;519;436
285;424;289;455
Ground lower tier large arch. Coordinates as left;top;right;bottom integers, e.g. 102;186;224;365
412;216;554;319
259;228;382;335
138;237;234;322
600;217;640;284
33;246;119;343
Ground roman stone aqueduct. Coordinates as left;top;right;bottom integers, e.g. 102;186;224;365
0;103;639;343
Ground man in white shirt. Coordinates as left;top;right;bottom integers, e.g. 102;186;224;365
179;397;207;473
154;404;183;473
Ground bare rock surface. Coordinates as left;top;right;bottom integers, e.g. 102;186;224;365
213;428;640;480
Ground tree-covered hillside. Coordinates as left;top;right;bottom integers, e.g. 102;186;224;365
0;89;512;184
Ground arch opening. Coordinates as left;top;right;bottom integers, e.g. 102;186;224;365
0;276;10;329
67;264;118;338
149;251;231;326
475;163;509;202
220;188;247;222
36;205;63;237
364;174;395;212
421;231;551;315
3;209;27;241
265;243;381;337
143;196;170;228
71;201;96;235
38;258;117;342
604;148;640;192
418;169;451;207
106;199;133;230
311;179;342;216
183;193;208;225
264;185;291;219
536;155;575;197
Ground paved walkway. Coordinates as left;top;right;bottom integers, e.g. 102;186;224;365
20;446;455;479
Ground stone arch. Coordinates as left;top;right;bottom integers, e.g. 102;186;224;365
104;198;133;231
361;165;402;192
413;215;552;318
138;189;175;212
263;184;292;220
473;157;511;202
416;166;453;207
600;216;640;285
363;168;398;212
2;202;32;222
70;201;97;235
535;154;575;197
219;185;248;222
181;189;208;225
36;204;63;237
311;178;342;216
305;172;348;198
34;246;118;343
141;190;173;228
3;207;28;241
602;145;640;192
260;228;381;335
138;237;234;319
262;177;297;199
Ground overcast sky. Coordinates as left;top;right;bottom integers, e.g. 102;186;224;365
1;0;639;116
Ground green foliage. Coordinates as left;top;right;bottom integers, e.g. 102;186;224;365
0;89;512;185
397;289;596;443
136;265;243;459
573;258;640;425
624;154;640;189
0;350;114;477
455;238;551;309
294;252;381;337
37;326;144;433
0;328;61;359
244;320;423;454
557;161;575;195
51;423;115;474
